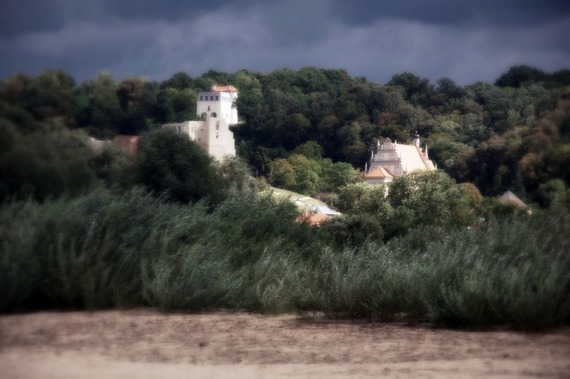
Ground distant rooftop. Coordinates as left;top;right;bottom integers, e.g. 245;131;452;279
211;85;238;92
364;166;394;180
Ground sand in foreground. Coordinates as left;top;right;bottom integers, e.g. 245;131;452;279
1;310;569;378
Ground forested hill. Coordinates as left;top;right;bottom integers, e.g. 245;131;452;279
1;65;569;205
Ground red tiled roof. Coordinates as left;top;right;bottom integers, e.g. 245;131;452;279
295;212;329;227
113;135;138;155
364;166;394;179
211;85;238;92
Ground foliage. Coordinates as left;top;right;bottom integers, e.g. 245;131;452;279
132;128;227;205
1;187;569;330
269;152;360;196
0;190;310;312
0;119;98;202
385;171;471;238
1;65;570;330
263;209;570;328
2;65;569;204
318;214;383;248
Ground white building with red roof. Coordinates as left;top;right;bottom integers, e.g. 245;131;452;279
163;85;238;160
364;133;436;185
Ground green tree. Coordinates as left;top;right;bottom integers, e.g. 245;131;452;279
321;160;361;192
287;154;321;195
386;170;471;237
495;65;547;88
216;156;259;199
388;72;436;107
161;72;193;90
269;158;297;189
0;120;97;202
77;72;123;137
318;214;383;248
293;141;323;160
0;70;77;129
133;129;226;205
536;179;568;209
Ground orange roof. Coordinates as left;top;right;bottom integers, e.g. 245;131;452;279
364;166;394;179
211;85;238;92
295;212;329;227
113;135;138;155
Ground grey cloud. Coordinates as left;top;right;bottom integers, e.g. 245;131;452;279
253;0;332;47
0;0;568;85
0;0;68;36
330;0;570;28
98;0;234;21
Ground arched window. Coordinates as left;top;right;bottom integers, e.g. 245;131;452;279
201;112;207;120
211;112;217;118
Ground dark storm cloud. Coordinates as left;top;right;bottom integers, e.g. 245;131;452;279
0;0;68;36
330;0;570;27
99;0;236;21
0;0;568;85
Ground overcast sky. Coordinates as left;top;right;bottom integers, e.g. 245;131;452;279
1;0;569;85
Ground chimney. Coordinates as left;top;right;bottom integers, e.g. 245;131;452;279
413;131;420;148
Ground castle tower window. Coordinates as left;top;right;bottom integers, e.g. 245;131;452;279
216;96;219;101
210;96;214;101
201;113;207;120
211;112;217;118
199;96;203;101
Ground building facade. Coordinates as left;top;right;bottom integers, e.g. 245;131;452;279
163;85;238;160
364;134;436;184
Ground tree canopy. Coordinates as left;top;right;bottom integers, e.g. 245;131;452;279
1;64;569;208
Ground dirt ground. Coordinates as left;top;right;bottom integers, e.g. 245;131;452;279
1;310;569;378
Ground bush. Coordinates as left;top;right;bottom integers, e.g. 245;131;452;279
1;188;568;330
263;209;570;329
0;121;98;202
0;189;195;310
318;214;383;249
133;128;227;205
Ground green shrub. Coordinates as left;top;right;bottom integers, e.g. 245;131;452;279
1;188;568;330
318;214;383;249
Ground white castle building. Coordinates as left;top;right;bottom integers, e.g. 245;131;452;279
364;133;436;184
163;85;238;160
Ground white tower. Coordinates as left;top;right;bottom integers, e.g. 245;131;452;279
196;85;239;125
163;84;238;160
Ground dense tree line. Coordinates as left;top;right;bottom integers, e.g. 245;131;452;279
2;66;570;328
1;65;569;206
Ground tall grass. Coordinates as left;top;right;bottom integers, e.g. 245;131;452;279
1;191;569;329
0;189;313;312
263;210;570;329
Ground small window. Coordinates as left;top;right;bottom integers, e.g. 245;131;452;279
216;96;219;101
208;106;210;111
216;133;219;139
211;112;217;118
210;96;214;101
201;113;207;120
